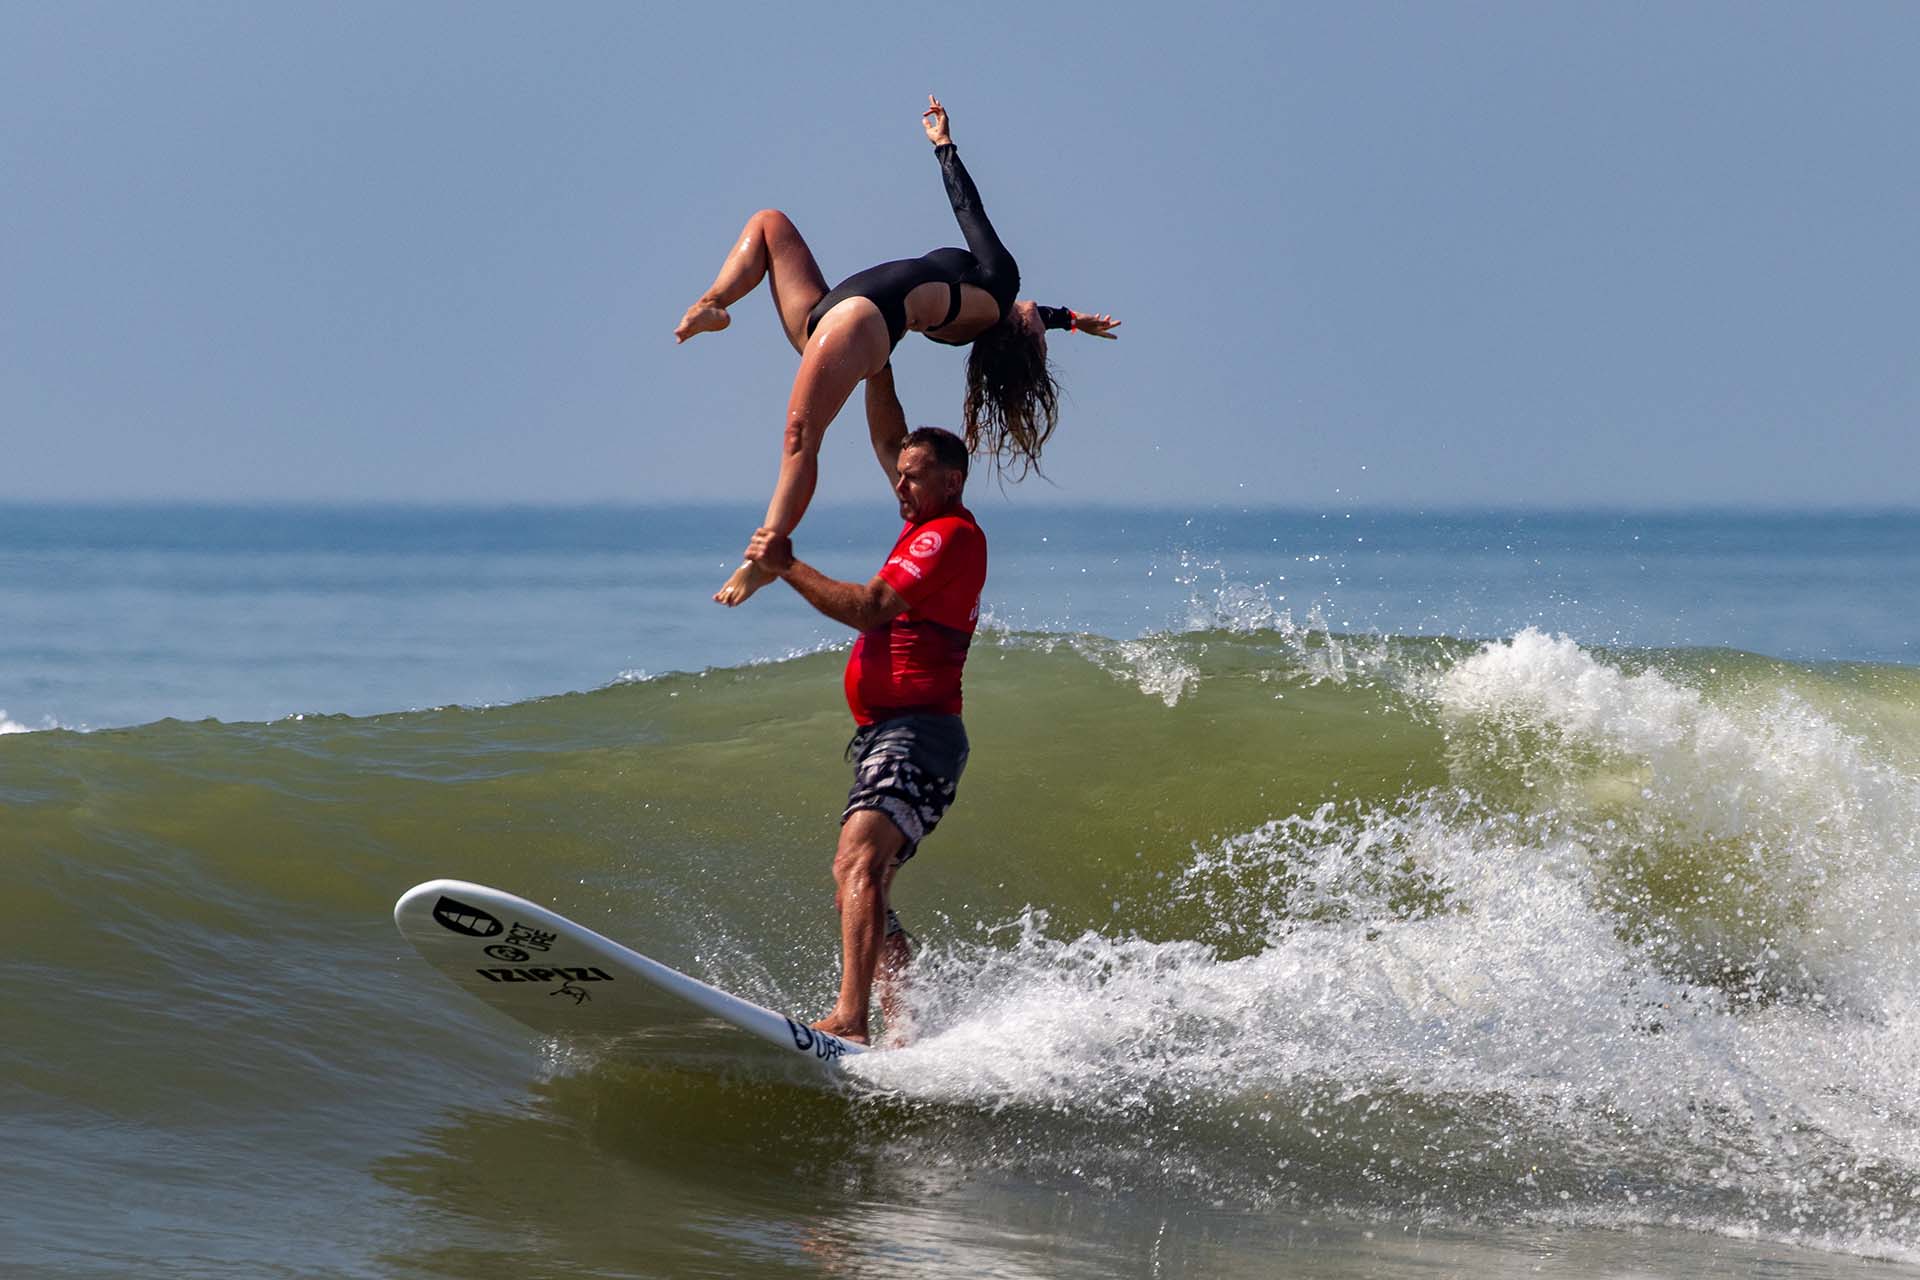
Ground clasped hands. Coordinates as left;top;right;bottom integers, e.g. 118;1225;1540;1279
744;527;794;575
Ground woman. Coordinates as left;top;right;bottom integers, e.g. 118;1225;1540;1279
676;95;1120;605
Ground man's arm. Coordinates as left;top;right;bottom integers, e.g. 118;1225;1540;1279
865;364;908;483
745;530;909;632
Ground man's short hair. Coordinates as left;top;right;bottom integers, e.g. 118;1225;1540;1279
903;426;969;482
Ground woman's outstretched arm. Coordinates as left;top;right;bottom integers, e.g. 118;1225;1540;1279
924;98;1119;340
1036;306;1122;339
922;95;1020;296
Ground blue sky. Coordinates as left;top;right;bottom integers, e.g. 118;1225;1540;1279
4;2;1915;508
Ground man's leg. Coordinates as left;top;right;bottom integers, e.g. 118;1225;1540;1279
811;808;906;1045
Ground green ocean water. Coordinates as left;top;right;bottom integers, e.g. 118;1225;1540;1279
5;627;1919;1277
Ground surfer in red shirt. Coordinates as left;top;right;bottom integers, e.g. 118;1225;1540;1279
745;413;985;1046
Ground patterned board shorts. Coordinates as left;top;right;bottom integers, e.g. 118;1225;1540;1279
842;713;970;869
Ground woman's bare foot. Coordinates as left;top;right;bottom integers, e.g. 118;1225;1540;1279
674;300;731;343
713;560;776;606
811;1015;870;1046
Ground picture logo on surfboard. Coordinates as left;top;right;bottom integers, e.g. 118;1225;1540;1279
784;1017;852;1062
432;896;504;938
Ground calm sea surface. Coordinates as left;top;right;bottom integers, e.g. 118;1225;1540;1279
2;504;1912;730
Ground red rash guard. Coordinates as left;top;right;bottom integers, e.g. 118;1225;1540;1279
844;506;987;725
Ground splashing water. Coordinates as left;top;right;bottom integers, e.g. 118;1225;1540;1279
845;629;1920;1260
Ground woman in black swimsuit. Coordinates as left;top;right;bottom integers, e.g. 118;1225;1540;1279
676;95;1120;605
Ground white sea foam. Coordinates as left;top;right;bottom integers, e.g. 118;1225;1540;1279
1061;603;1398;707
1067;634;1202;707
1430;628;1920;1003
858;799;1919;1254
871;799;1714;1116
1172;550;1295;635
1174;555;1413;690
850;631;1920;1258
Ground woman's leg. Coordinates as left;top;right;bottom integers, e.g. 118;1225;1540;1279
714;301;892;605
675;209;829;353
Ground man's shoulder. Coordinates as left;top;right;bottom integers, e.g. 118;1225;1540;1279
904;506;982;544
926;505;984;541
884;507;983;594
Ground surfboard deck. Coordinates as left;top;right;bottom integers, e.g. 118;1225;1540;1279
394;879;864;1068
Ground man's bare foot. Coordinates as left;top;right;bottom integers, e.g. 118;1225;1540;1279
811;1015;870;1046
713;560;777;606
674;300;731;343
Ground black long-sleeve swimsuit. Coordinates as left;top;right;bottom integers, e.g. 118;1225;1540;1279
806;144;1057;350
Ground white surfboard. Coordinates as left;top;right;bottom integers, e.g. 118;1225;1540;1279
394;878;865;1068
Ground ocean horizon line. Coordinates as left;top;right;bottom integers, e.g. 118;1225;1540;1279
5;496;1919;518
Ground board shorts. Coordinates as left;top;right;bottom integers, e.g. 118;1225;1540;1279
842;713;969;869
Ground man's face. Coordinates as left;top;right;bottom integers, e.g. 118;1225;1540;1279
894;445;961;521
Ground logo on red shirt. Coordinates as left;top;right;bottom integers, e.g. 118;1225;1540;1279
908;530;943;558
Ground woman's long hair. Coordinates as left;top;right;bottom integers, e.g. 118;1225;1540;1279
963;319;1060;479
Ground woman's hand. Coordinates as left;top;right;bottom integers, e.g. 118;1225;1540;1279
1073;312;1122;340
922;94;952;147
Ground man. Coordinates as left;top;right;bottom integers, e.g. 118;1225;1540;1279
744;371;986;1046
